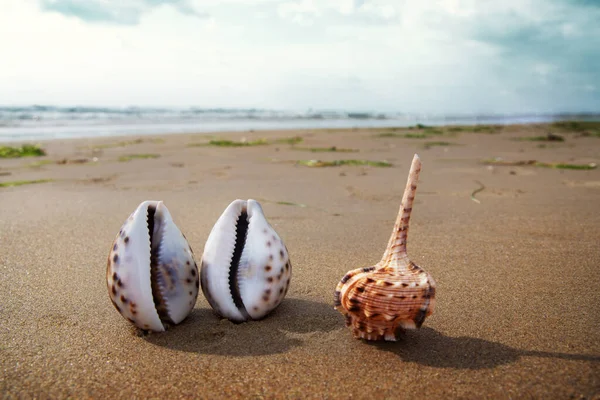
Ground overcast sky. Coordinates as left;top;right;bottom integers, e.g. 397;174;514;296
2;0;599;114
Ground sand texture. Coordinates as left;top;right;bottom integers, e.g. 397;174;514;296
1;124;599;399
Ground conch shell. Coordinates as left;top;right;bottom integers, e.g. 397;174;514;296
334;154;436;341
200;199;292;322
106;201;199;332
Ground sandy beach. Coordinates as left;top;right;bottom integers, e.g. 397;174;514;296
1;123;599;399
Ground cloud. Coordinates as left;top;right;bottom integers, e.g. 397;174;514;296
1;0;598;112
276;0;398;26
39;0;207;25
466;1;600;93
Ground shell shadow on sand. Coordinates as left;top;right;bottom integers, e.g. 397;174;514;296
143;298;340;356
372;327;600;369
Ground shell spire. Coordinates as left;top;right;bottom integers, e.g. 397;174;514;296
378;153;421;269
334;154;436;341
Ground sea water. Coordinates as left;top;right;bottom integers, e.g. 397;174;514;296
0;105;589;142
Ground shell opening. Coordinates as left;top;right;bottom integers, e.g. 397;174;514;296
147;203;174;326
228;207;251;321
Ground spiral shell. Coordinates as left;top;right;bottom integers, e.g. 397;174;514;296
334;154;436;341
200;199;292;322
106;201;199;332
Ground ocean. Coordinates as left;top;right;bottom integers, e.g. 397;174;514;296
0;105;594;142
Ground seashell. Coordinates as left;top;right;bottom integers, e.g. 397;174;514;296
106;201;199;332
334;154;436;341
200;199;292;322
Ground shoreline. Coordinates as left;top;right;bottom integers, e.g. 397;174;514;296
3;113;599;143
0;120;592;146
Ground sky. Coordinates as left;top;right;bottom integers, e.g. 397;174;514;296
1;0;599;114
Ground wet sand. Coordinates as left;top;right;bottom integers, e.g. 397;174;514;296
1;124;599;398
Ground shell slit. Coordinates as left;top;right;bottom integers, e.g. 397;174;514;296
147;204;173;326
228;209;251;320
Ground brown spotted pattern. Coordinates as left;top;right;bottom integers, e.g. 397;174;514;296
334;154;436;341
106;202;200;331
335;263;435;341
250;239;291;319
200;199;291;322
106;223;137;326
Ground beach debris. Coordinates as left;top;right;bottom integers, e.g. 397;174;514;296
297;159;392;167
190;136;303;147
292;146;358;153
513;133;565;142
481;158;597;170
57;158;90;164
446;125;502;134
107;201;199;332
471;180;485;204
334;154;436;341
275;201;307;207
423;141;455;149
377;132;429;139
210;138;269;147
117;154;160;162
273;136;303;145
200;199;292;322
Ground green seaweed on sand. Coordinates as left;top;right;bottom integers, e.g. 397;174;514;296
26;159;95;167
273;136;303;145
377;128;444;139
292;146;358;153
118;154;161;162
376;132;429;139
544;163;598;170
403;133;429;139
190;136;302;147
482;158;597;170
0;179;53;188
297;159;392;167
26;160;55;168
0;144;46;158
208;138;269;147
423;141;455;149
551;120;600;134
448;125;501;134
514;133;565;142
472;125;501;133
423;128;444;135
377;132;409;138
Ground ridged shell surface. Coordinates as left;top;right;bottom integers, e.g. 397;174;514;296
334;154;436;341
106;201;199;332
200;199;292;322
